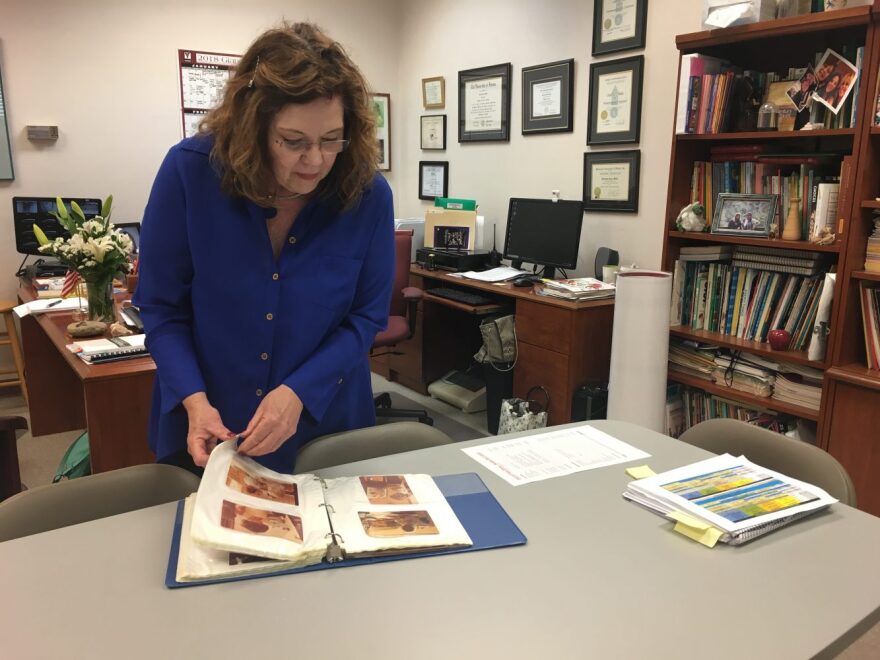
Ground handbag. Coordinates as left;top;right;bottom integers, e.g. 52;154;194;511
497;386;550;434
53;432;91;482
474;314;517;371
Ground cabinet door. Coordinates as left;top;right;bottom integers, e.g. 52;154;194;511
513;342;571;425
826;382;880;517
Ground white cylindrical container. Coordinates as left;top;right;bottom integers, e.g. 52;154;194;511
606;270;672;433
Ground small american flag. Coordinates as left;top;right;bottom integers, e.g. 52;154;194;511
61;269;81;297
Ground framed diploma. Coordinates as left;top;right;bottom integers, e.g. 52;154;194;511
522;59;574;135
422;76;445;109
458;63;512;142
592;0;648;56
420;115;447;150
371;93;391;171
583;150;640;213
587;55;643;145
419;161;449;201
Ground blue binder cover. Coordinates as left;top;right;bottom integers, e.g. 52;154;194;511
165;472;526;588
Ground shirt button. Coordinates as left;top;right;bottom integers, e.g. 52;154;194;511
337;377;343;384
260;352;269;360
266;313;274;321
272;273;279;281
256;389;263;397
288;236;297;244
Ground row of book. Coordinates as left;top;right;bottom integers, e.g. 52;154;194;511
866;215;880;273
859;283;880;371
670;246;831;352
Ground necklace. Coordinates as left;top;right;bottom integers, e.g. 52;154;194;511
275;191;303;200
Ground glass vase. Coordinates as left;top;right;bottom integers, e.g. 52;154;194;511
84;272;116;323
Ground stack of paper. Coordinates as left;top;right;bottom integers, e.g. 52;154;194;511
771;364;824;411
624;453;837;546
865;215;880;273
534;277;615;301
668;339;716;380
712;353;775;397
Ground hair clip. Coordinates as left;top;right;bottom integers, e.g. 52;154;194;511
248;56;260;88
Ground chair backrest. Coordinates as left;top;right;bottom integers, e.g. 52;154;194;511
295;421;453;473
389;229;413;318
0;463;201;542
678;418;857;506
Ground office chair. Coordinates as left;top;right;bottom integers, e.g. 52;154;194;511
0;416;28;502
679;418;857;506
294;421;454;473
0;463;201;542
371;229;433;425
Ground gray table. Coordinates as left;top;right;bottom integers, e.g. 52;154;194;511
2;421;879;659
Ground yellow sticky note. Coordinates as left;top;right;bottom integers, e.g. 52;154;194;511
667;511;722;548
625;465;657;480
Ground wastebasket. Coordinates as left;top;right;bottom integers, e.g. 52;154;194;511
483;362;514;434
572;384;608;422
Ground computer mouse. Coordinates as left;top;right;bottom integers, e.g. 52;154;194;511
512;276;536;287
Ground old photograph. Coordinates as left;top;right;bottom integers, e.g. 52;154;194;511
220;500;303;543
360;475;417;505
358;510;439;538
226;459;298;506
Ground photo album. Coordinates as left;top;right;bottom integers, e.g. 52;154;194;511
170;441;518;586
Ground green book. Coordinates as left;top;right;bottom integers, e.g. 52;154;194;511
434;197;476;211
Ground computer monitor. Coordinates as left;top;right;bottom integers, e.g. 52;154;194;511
12;196;102;255
503;198;584;279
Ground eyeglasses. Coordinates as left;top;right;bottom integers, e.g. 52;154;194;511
274;136;350;155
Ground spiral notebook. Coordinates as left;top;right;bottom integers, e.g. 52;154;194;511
66;334;148;364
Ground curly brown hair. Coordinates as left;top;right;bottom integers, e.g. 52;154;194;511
200;22;379;210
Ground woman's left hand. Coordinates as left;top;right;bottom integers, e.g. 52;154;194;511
237;384;304;457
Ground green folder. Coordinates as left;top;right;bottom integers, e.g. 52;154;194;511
434;197;477;211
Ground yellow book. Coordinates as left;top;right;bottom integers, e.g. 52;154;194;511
730;267;746;336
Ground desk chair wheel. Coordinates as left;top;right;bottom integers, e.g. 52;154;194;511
375;392;393;409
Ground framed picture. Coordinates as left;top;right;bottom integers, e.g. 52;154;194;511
371;93;391;171
422;76;445;109
582;150;640;213
458;63;512;142
0;64;13;181
592;0;648;56
522;59;574;135
587;55;644;145
419;161;449;201
710;194;777;237
420;115;447;150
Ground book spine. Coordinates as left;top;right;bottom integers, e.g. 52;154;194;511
687;76;700;134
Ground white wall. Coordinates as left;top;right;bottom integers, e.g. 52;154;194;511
395;0;704;276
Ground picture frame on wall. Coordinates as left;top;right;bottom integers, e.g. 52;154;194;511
0;64;14;181
710;194;776;237
592;0;648;56
521;59;574;135
420;115;447;150
371;93;391;171
419;161;449;201
458;63;512;142
583;150;640;213
587;55;643;145
422;76;445;109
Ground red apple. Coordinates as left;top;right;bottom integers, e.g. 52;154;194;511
768;329;791;351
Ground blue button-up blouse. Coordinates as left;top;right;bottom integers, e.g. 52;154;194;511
133;135;394;472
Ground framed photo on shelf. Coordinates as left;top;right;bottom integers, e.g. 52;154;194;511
419;161;449;201
592;0;648;56
422;76;445;109
420;115;447;150
458;63;512;142
371;93;391;171
710;193;777;237
522;59;574;135
587;55;643;145
582;150;640;213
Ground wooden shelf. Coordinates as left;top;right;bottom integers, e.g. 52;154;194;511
852;270;880;282
676;6;870;51
827;364;880;392
666;231;842;253
860;200;880;208
669;326;823;369
871;127;880;135
667;371;820;421
675;129;855;142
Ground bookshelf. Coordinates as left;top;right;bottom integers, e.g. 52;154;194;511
662;7;880;515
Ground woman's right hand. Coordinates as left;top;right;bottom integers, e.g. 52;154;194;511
182;392;235;466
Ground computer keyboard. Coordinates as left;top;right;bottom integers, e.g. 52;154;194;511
426;287;495;306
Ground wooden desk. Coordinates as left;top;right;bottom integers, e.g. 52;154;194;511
370;267;614;426
17;287;155;472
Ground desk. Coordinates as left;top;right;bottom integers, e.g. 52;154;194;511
17;286;155;472
370;266;614;426
1;421;879;659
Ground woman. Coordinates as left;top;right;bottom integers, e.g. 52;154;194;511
820;72;842;108
134;23;394;473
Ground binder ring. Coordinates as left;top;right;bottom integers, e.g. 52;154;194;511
325;532;344;544
319;503;335;514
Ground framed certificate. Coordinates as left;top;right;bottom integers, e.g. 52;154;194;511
592;0;648;56
419;161;449;201
587;55;643;145
583;150;640;213
458;63;512;142
422;76;445;109
371;93;391;171
522;59;574;135
420;115;447;150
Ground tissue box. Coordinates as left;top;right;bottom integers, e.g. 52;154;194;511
703;0;776;30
